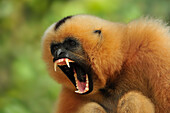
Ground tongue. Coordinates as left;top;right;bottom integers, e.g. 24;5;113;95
74;64;87;93
77;79;86;92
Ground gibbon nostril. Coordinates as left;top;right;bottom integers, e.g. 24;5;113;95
50;43;61;56
57;48;63;56
55;48;69;58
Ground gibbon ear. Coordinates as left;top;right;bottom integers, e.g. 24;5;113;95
94;30;101;35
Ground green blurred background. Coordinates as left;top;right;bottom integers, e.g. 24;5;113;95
0;0;170;113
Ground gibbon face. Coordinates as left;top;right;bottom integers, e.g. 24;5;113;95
42;15;124;94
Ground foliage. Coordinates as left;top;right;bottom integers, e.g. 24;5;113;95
0;0;169;113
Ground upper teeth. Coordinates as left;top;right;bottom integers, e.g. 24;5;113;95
53;58;89;94
54;62;57;72
53;58;74;71
65;58;70;68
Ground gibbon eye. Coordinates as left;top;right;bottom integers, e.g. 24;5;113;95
94;30;101;35
63;38;79;49
68;39;76;46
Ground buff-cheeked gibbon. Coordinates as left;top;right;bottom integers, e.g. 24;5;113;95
42;15;170;113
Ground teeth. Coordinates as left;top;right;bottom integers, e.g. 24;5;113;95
85;87;89;92
54;61;57;72
75;90;83;94
75;90;84;94
85;74;89;92
75;90;80;93
74;74;89;94
74;72;78;89
65;58;70;68
84;74;89;93
53;58;89;94
54;58;75;71
57;59;64;64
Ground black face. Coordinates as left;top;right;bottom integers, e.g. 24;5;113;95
51;37;93;94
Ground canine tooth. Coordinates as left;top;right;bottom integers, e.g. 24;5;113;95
68;59;74;62
65;58;70;68
75;90;80;93
54;62;57;72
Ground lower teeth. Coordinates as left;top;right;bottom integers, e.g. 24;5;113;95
74;74;89;94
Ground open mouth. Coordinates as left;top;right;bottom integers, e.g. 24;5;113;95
53;58;92;94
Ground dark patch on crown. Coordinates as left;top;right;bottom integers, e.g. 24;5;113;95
55;15;73;30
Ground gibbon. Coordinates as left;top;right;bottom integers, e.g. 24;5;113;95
42;15;170;113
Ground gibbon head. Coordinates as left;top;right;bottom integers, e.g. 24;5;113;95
42;15;124;95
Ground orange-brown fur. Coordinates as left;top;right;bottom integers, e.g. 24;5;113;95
42;15;170;113
117;91;155;113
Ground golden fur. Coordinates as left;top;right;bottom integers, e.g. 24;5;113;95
42;15;170;113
